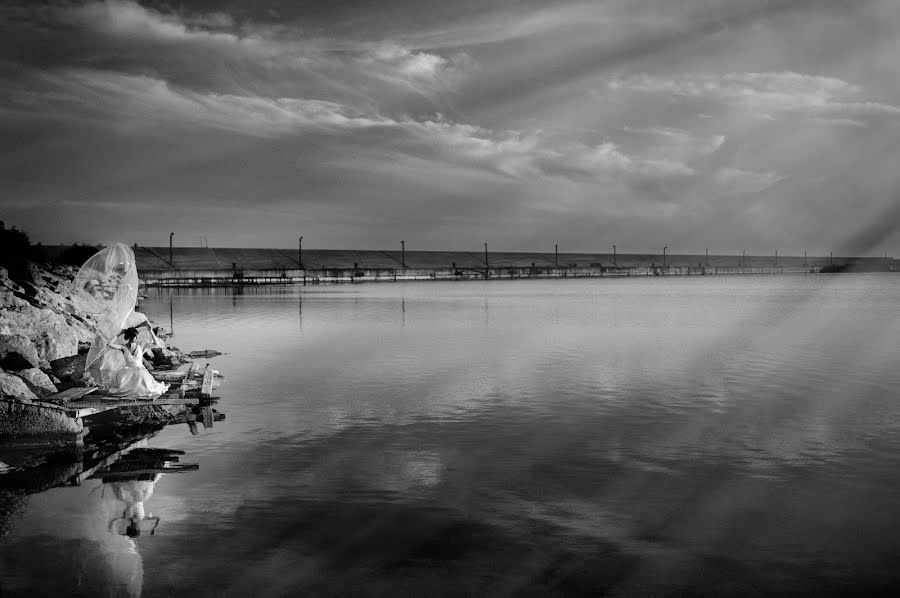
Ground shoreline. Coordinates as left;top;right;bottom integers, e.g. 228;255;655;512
0;261;204;439
138;264;889;286
34;245;896;287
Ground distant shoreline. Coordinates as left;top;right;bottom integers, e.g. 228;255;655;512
35;245;896;287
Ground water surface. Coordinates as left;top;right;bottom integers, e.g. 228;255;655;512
3;275;900;596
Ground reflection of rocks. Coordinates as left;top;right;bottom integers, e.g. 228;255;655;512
0;491;29;538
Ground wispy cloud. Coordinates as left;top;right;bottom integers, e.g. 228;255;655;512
713;167;784;195
608;72;900;120
54;0;240;44
13;67;732;185
25;0;474;106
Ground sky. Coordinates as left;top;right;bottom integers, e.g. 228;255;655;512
2;0;900;254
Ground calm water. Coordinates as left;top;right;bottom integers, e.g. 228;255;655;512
4;275;900;596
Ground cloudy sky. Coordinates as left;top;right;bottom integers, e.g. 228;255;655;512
2;0;900;254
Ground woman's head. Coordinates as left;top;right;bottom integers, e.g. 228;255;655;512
125;518;142;537
123;327;138;343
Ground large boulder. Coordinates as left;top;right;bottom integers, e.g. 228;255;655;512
0;307;78;363
14;368;58;397
0;400;83;437
0;372;38;403
29;309;79;363
49;354;86;383
0;334;40;370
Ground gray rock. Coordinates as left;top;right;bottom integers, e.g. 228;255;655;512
49;354;86;383
0;334;40;370
0;399;83;437
14;367;58;397
0;307;78;362
0;372;38;403
186;349;223;358
30;309;79;362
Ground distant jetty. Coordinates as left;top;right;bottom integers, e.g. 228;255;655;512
42;246;899;287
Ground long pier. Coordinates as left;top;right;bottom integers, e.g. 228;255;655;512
41;246;898;286
119;247;897;286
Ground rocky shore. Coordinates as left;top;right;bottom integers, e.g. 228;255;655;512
0;261;187;437
1;263;94;402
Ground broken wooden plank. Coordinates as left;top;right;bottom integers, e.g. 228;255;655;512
75;440;145;484
63;397;200;418
88;464;198;479
151;369;191;383
200;364;214;397
201;405;213;429
45;386;98;404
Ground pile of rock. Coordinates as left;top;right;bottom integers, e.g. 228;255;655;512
0;264;99;405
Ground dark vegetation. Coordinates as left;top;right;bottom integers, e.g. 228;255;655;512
0;222;102;295
53;244;102;267
0;221;44;288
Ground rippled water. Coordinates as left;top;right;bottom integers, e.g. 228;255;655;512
4;275;900;596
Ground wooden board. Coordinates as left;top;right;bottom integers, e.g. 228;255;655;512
88;464;199;479
200;365;214;397
45;387;98;404
64;397;199;418
201;405;214;429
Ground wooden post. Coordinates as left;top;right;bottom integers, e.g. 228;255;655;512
706;248;709;267
401;240;405;268
200;364;214;397
169;232;174;267
202;406;214;429
555;244;558;268
484;243;489;278
613;245;616;267
299;236;303;269
663;246;667;268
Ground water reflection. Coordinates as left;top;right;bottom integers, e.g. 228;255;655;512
88;448;199;598
101;448;198;538
0;407;216;597
14;277;898;595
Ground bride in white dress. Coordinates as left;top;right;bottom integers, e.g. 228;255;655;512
107;324;169;398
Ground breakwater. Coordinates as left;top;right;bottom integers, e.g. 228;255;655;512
139;264;808;286
43;246;899;286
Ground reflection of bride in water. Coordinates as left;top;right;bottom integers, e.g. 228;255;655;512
101;448;197;538
90;448;197;597
107;473;163;537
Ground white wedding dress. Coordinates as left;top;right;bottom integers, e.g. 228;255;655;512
107;344;168;398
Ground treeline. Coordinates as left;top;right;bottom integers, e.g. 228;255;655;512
0;221;100;286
